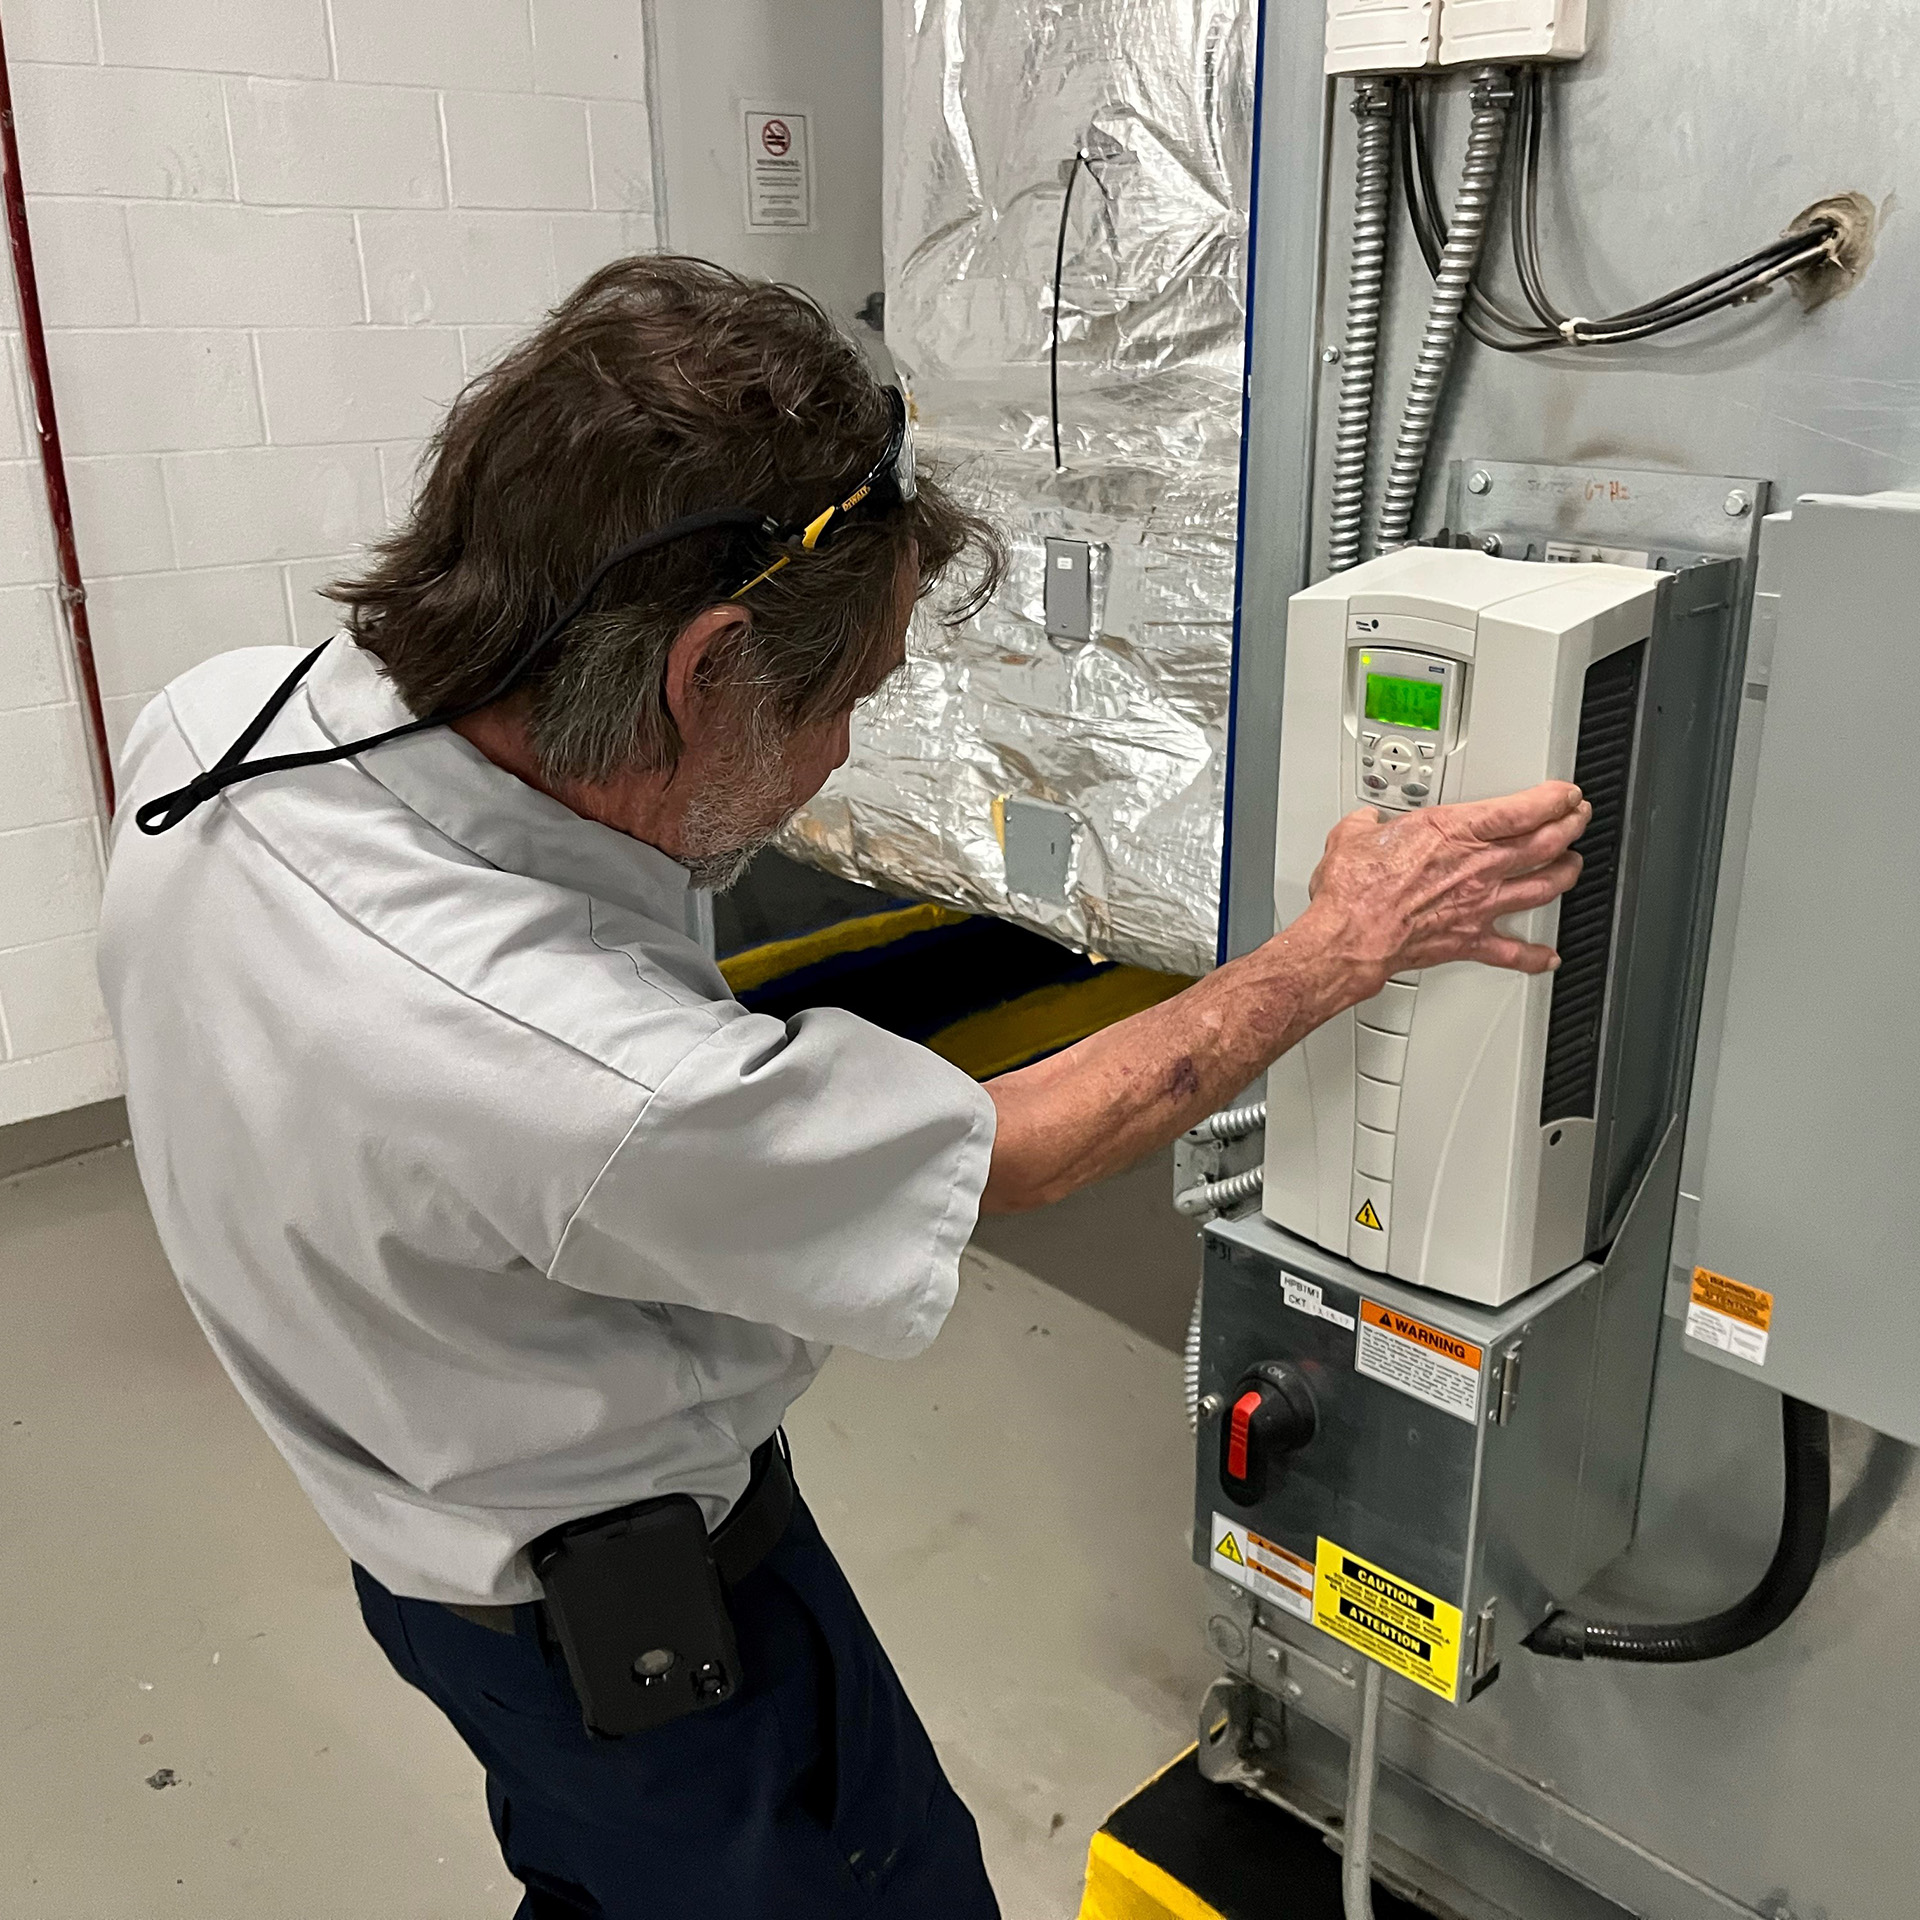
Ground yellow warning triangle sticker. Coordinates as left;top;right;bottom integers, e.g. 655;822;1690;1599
1355;1199;1383;1232
1215;1531;1245;1567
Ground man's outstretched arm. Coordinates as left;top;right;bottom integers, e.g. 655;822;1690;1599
980;783;1591;1215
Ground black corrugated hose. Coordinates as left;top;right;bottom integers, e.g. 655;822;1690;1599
1525;1396;1830;1662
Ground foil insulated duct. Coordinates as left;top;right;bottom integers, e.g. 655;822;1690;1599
777;0;1255;978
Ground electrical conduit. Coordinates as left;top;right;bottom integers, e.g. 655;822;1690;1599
0;9;114;817
1526;1396;1831;1662
1375;68;1514;554
1341;1660;1385;1920
1328;80;1395;573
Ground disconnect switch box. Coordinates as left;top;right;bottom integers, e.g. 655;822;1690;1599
1440;0;1588;65
1326;0;1438;76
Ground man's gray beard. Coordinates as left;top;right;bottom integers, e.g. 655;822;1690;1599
676;733;797;893
679;827;782;894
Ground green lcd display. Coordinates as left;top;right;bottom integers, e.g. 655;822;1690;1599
1365;672;1443;733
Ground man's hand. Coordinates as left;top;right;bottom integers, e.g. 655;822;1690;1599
979;782;1591;1214
1302;783;1590;999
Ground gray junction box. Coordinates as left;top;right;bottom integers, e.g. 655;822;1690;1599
1677;494;1920;1444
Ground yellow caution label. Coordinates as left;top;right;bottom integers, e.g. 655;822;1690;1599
1313;1538;1462;1703
1354;1198;1383;1232
1214;1530;1245;1568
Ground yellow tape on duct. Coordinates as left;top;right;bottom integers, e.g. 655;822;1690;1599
718;902;968;994
925;966;1193;1080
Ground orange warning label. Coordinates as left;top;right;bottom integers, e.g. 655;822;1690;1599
1687;1267;1774;1365
1354;1198;1383;1232
1690;1268;1773;1330
1359;1301;1482;1370
1356;1301;1482;1423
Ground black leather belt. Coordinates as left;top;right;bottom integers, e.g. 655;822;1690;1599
443;1435;794;1637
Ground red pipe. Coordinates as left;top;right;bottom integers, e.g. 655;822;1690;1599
0;9;115;817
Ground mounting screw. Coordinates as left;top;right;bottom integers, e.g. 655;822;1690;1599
1197;1392;1225;1421
1480;534;1503;556
1724;489;1752;518
1467;469;1493;495
1322;345;1342;364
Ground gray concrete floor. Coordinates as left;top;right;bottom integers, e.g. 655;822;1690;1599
0;1146;1214;1919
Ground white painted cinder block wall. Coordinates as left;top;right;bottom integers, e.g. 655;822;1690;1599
0;0;657;1127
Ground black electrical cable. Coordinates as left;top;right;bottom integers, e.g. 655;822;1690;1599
1401;66;1839;356
1509;68;1835;344
1048;149;1113;472
1525;1396;1831;1663
1398;77;1563;354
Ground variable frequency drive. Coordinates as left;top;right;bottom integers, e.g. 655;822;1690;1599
1263;548;1736;1305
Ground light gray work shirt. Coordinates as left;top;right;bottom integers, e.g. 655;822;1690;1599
98;640;995;1605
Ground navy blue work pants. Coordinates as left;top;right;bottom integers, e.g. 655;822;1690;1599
353;1495;1000;1918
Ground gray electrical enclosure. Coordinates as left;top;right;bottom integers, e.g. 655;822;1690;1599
1042;537;1095;642
1679;494;1920;1444
1000;796;1078;904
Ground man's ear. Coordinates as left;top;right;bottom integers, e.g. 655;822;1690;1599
663;605;751;750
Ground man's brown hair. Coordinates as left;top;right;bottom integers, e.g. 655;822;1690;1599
328;255;1001;783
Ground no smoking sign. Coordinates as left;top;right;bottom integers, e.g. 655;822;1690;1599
744;109;812;231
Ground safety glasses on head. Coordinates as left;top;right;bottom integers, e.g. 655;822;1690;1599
135;387;920;836
731;386;916;598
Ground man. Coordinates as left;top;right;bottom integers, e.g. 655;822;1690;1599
99;256;1586;1919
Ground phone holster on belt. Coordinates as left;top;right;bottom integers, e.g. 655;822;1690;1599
530;1494;742;1738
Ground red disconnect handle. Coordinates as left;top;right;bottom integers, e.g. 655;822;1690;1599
1227;1389;1263;1483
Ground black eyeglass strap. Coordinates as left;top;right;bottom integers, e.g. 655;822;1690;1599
134;507;775;837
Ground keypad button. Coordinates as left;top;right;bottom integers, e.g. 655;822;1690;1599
1417;742;1436;760
1358;980;1419;1035
1355;1025;1409;1083
1356;1073;1402;1132
1355;1123;1397;1181
1363;774;1388;792
1402;782;1430;800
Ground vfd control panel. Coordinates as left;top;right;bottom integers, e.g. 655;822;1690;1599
1264;549;1733;1306
1349;635;1462;810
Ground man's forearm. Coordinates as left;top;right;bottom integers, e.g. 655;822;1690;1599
979;907;1364;1215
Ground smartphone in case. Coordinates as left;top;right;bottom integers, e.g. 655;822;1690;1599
530;1493;742;1738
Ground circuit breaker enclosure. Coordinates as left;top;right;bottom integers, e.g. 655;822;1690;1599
1194;1126;1674;1706
1677;494;1920;1445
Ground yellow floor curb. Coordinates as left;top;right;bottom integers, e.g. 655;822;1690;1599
1078;1830;1228;1920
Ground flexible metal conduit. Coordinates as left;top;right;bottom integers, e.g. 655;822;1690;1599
1375;68;1514;554
0;9;115;816
1526;1396;1831;1662
1184;1282;1203;1429
1197;1100;1267;1144
1328;80;1395;573
1174;1165;1264;1220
